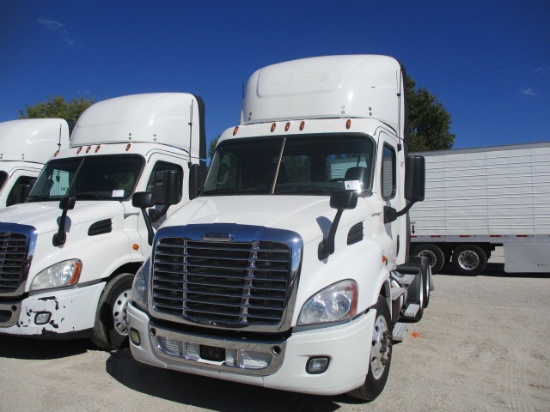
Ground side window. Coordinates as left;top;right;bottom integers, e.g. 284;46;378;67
146;161;183;204
381;144;396;199
7;176;37;206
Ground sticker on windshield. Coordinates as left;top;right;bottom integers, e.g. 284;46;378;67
345;180;361;192
112;190;125;198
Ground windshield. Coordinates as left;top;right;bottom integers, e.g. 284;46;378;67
27;155;144;202
204;134;375;196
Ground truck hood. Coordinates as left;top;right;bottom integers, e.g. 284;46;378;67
0;201;125;234
163;195;371;245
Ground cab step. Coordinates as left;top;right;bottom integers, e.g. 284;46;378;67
403;303;420;318
395;273;415;286
391;286;405;301
393;322;408;342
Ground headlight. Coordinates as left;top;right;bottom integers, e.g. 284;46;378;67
31;259;82;291
298;279;358;326
131;261;149;311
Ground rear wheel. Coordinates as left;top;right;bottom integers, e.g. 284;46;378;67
91;273;134;350
412;244;445;274
347;295;393;402
452;244;487;275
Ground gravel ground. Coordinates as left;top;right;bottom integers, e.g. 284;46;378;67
1;260;549;412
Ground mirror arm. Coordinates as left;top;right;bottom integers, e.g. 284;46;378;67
384;200;417;224
318;208;344;260
141;207;155;246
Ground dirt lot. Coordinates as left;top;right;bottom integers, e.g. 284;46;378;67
1;262;549;412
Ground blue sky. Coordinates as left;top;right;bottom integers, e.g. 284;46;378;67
1;1;549;151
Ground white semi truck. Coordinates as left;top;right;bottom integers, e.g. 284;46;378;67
0;118;70;207
410;142;550;275
0;93;206;350
129;55;428;401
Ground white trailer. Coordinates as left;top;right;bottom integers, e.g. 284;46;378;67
0;93;207;349
0;119;70;207
129;55;428;401
410;142;550;275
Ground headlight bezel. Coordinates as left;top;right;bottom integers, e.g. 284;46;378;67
298;279;358;326
30;259;83;291
131;260;150;311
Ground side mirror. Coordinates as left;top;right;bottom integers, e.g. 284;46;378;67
330;189;358;210
132;192;155;209
385;155;425;224
53;196;76;246
189;162;207;200
59;195;76;211
319;190;358;260
405;155;425;202
150;170;180;206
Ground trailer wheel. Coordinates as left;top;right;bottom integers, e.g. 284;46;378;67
91;273;134;350
452;245;487;275
412;244;445;274
347;295;393;402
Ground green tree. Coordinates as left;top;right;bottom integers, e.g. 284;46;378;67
407;77;455;152
18;95;95;125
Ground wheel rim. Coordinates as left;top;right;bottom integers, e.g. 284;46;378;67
418;250;437;269
457;250;479;271
370;314;392;380
112;288;131;336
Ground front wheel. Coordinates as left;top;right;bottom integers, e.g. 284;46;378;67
452;244;487;275
347;295;393;402
91;273;134;350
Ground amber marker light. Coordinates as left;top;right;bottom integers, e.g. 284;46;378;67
86;146;91;154
132;244;139;251
95;145;101;153
285;122;290;132
125;143;132;151
346;119;352;129
271;123;276;132
233;126;239;136
299;121;305;131
77;147;83;154
54;149;60;157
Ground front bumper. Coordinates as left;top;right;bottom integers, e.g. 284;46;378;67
0;282;105;336
128;304;376;396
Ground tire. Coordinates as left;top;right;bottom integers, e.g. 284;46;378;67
452;244;487;275
347;295;393;402
420;257;431;309
91;273;134;350
410;270;425;321
412;244;445;274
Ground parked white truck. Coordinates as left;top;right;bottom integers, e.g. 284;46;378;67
0;93;206;350
128;55;428;401
410;142;550;275
0;118;70;207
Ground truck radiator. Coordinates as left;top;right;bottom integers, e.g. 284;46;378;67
0;232;29;294
152;238;292;327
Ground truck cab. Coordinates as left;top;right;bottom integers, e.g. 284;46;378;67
0;93;206;349
0;119;70;207
128;56;427;400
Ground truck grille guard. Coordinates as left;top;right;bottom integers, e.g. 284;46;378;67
150;223;303;333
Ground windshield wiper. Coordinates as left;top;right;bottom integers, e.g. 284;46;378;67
275;187;333;195
26;194;52;202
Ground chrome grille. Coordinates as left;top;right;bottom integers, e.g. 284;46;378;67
152;237;292;327
0;232;29;294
